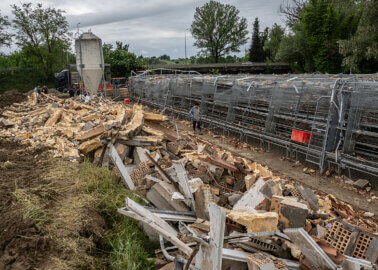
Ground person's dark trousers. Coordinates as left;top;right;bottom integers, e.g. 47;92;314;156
193;121;201;131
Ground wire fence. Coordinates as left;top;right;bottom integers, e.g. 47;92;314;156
130;70;378;184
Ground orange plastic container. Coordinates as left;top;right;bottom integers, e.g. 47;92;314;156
291;129;311;144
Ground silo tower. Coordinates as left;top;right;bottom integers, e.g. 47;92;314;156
75;31;105;96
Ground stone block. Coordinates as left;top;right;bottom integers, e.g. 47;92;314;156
227;211;278;233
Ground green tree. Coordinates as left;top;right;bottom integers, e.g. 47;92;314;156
264;24;285;61
280;0;307;29
115;41;129;51
249;18;262;62
11;2;70;80
301;0;359;72
0;12;12;47
276;22;314;72
338;0;377;73
103;43;147;77
159;54;170;61
191;0;248;63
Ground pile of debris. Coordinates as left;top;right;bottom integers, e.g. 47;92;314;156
0;94;376;270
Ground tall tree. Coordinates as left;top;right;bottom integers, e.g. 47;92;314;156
249;18;265;62
0;12;12;47
338;0;377;73
301;0;358;73
191;0;248;63
11;2;70;80
264;24;285;61
280;0;307;29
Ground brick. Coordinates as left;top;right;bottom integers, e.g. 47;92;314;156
323;221;353;254
352;232;375;261
247;253;275;270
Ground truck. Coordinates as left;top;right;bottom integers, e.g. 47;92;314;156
55;64;111;92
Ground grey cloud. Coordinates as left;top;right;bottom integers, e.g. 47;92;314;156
1;0;284;58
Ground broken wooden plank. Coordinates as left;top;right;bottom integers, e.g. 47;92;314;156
200;155;238;172
76;124;105;141
45;108;63;127
144;112;168;121
78;137;102;154
108;143;135;190
142;126;165;136
118;104;144;139
122;135;163;146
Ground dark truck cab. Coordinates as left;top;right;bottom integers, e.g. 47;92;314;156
55;69;72;92
55;64;111;92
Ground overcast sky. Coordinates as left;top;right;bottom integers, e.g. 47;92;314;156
0;0;285;58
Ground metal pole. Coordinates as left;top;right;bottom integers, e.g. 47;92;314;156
185;30;187;60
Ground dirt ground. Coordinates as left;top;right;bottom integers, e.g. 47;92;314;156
0;90;27;109
0;139;106;270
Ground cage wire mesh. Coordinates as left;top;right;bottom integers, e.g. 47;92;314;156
129;72;378;182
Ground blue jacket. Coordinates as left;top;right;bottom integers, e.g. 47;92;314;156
189;106;202;121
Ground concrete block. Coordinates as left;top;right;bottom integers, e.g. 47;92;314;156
295;184;319;212
261;180;283;199
147;181;189;211
228;193;243;206
227;211;278;233
278;199;309;229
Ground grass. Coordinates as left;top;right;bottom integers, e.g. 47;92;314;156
80;161;158;270
12;188;51;229
10;156;156;269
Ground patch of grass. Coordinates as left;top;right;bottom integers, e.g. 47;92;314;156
12;188;51;229
80;161;157;270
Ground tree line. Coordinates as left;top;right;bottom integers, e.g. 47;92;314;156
191;0;377;73
0;1;377;93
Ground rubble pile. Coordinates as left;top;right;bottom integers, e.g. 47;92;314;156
0;94;376;270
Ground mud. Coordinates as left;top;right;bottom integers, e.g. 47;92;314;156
0;139;106;270
0;90;26;109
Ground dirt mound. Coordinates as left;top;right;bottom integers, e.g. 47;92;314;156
0;140;107;269
0;90;26;109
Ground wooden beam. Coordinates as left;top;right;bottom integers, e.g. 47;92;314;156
108;143;135;190
144;112;168;121
195;203;226;270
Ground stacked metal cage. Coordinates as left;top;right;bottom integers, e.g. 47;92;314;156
130;70;378;184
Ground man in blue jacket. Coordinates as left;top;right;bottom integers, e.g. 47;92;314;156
189;102;202;134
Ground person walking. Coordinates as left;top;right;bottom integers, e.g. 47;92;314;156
189;102;202;134
33;85;40;104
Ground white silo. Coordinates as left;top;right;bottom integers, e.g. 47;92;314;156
75;31;105;96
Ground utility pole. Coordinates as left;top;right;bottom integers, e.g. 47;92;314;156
185;28;189;60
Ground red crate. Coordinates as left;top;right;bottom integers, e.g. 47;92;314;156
291;130;311;144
